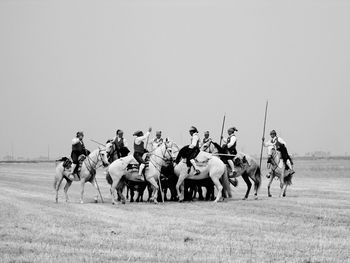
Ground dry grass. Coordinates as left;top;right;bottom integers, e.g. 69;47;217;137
0;160;349;263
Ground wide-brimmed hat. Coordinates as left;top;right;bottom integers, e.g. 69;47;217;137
76;131;84;136
133;130;143;136
189;126;198;132
228;127;238;133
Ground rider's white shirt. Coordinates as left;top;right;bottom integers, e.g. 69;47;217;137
72;138;80;145
135;131;150;145
189;133;199;149
264;137;287;147
222;134;236;148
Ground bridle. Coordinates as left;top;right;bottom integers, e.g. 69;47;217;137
84;148;109;173
147;142;177;173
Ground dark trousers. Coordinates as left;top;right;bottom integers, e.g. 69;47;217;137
134;152;145;164
186;147;200;168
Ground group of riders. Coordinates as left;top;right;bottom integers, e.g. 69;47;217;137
69;126;295;180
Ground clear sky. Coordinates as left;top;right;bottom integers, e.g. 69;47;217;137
0;0;349;158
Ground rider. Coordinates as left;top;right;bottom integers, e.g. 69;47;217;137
263;130;294;174
70;131;90;179
200;131;212;153
152;131;164;149
112;129;129;159
133;127;152;176
222;127;238;176
187;126;201;175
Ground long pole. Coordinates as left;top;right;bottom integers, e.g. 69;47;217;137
94;177;104;203
259;101;269;169
219;114;226;146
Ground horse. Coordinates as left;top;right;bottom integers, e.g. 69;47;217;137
107;140;177;204
173;146;232;203
54;148;109;203
210;142;261;200
267;146;293;197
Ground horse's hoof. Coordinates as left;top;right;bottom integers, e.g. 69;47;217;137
178;199;184;203
153;200;158;204
268;194;272;197
254;196;258;200
242;197;247;200
94;199;98;203
283;194;286;197
121;200;126;205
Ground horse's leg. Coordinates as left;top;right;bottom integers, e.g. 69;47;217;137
64;180;72;202
242;173;252;200
147;177;159;204
55;176;64;203
176;174;186;202
267;175;274;197
130;187;135;203
210;176;223;203
279;169;285;198
80;179;86;204
198;185;204;200
283;185;288;197
91;179;99;203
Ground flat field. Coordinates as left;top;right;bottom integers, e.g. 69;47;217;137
0;159;349;262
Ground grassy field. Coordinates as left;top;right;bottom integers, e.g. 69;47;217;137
0;159;349;263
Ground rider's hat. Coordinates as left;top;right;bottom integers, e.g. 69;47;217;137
156;131;162;136
189;126;198;132
204;131;210;135
228;127;238;133
133;130;143;136
76;131;84;137
270;130;277;135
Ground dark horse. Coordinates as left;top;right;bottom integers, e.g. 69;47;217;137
210;142;261;200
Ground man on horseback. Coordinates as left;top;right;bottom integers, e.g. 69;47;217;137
112;129;129;160
152;131;164;149
70;131;90;179
200;131;212;153
187;126;201;175
263;130;294;174
133;127;152;176
222;127;238;176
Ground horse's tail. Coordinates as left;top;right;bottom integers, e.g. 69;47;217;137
254;166;262;192
106;172;113;185
222;168;232;198
284;171;293;186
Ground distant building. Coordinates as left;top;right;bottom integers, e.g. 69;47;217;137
305;151;331;158
3;155;14;161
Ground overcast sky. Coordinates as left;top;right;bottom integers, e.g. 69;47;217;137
0;0;349;158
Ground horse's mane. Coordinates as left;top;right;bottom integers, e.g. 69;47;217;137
174;145;190;164
211;142;226;154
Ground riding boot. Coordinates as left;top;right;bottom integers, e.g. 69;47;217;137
227;159;236;177
138;163;145;176
286;160;295;175
67;163;76;180
190;159;200;175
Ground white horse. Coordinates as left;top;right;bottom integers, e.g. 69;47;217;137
107;140;177;204
266;146;293;197
174;146;232;203
54;148;109;203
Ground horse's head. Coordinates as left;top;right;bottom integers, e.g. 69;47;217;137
161;138;179;162
98;148;110;167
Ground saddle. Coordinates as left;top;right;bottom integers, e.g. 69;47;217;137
57;157;72;170
127;155;150;172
